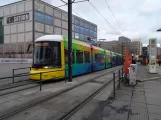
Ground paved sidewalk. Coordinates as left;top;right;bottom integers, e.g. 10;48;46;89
88;65;161;120
137;64;161;81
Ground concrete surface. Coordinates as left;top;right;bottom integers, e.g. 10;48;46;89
137;64;161;81
0;66;121;120
0;63;31;77
0;63;31;85
79;64;161;120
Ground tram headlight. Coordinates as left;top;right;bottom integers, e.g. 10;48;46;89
44;66;49;68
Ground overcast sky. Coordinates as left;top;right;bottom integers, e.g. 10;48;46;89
1;0;161;46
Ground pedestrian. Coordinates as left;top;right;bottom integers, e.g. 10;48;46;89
145;59;148;66
159;59;161;66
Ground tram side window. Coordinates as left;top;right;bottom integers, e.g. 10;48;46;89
84;51;90;63
95;54;98;62
65;49;74;64
95;53;105;64
76;50;83;63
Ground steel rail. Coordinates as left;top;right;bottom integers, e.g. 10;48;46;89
58;78;114;120
0;67;121;120
58;68;122;120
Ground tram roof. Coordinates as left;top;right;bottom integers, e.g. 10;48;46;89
35;35;64;42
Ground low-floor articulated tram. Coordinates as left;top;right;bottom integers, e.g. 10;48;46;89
30;35;122;80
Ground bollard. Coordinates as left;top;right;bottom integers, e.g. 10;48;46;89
113;72;116;99
122;67;124;82
40;73;42;91
119;69;121;88
13;69;15;83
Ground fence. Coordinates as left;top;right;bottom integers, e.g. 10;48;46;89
13;67;31;83
113;67;124;98
0;69;66;96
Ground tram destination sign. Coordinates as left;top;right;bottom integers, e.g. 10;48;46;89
7;13;29;24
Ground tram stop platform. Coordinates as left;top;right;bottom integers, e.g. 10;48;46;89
86;64;161;120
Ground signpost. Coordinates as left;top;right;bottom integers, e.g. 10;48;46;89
129;64;137;85
149;38;157;73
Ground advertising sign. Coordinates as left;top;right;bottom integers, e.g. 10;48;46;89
149;38;157;73
7;13;29;24
0;58;32;63
129;64;137;85
124;54;132;74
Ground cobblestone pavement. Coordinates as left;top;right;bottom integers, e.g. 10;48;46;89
87;65;161;120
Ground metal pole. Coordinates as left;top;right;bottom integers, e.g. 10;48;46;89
113;73;116;98
13;69;14;83
21;45;23;64
32;0;35;64
122;67;124;82
40;73;42;91
68;0;72;82
122;42;123;65
65;69;67;83
119;69;120;88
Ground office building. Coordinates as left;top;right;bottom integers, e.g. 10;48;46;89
97;36;131;54
118;36;131;43
129;39;142;55
0;0;97;58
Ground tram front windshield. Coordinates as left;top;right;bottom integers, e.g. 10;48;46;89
33;41;61;68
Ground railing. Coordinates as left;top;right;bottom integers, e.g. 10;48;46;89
0;69;66;95
113;67;124;98
12;67;31;83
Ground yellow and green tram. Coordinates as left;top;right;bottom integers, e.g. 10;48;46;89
30;35;122;80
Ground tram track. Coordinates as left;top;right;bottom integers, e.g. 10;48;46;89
0;66;121;120
58;76;114;120
0;80;39;96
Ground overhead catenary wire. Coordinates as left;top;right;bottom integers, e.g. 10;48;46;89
88;1;120;36
104;0;124;32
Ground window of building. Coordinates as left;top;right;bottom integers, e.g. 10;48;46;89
76;50;83;63
80;27;84;34
84;28;88;35
44;14;53;25
35;11;53;25
65;49;74;64
75;25;79;32
85;22;90;29
89;24;94;30
94;26;97;31
79;34;84;41
84;35;87;41
35;11;44;23
90;30;94;36
94;32;97;37
75;18;80;25
80;20;84;27
84;51;90;63
0;36;3;44
44;14;48;24
75;33;79;39
87;29;90;35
